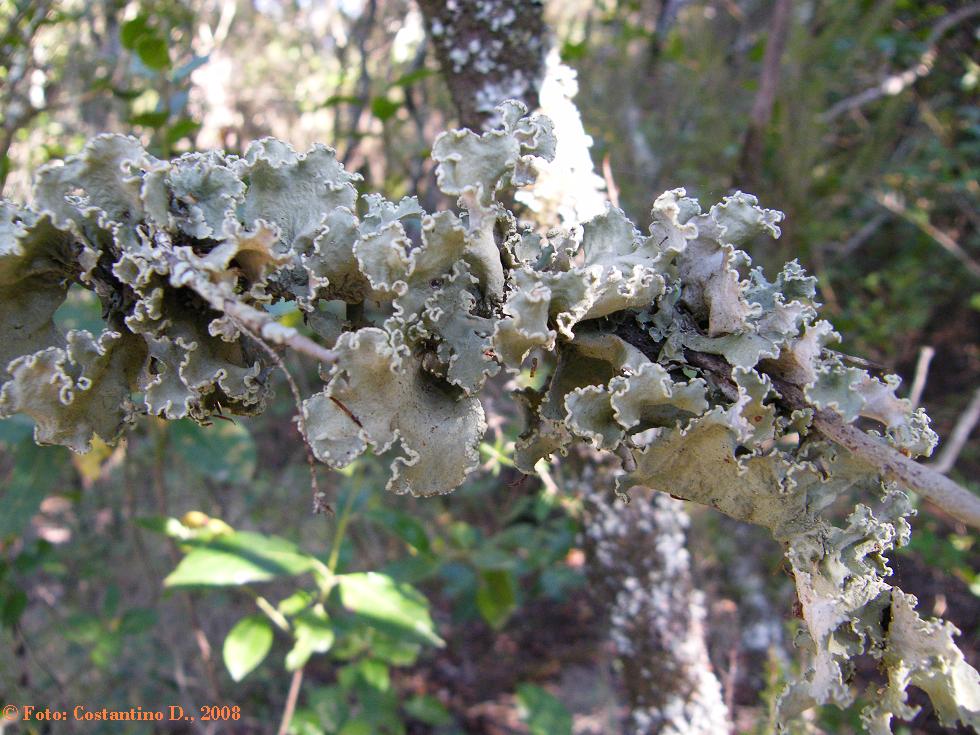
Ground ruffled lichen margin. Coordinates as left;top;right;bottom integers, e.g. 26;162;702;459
1;101;978;732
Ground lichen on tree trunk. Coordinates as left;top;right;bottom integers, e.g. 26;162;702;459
417;0;547;131
581;462;732;735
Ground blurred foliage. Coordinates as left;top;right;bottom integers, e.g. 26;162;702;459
1;0;977;733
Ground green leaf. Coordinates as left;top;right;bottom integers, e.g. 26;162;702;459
285;606;335;671
389;68;434;88
404;694;452;726
165;118;201;146
318;94;361;109
136;34;170;70
164;531;316;587
337;719;373;735
119;16;150;50
370;96;400;121
130;110;170;129
223;614;274;681
476;569;517;629
1;589;28;628
135;515;190;539
111;86;145;101
366;509;430;553
354;658;389;691
169;419;256;484
336;572;443;647
516;684;572;735
278;590;313;617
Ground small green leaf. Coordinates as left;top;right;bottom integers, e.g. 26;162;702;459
136;34;170;70
389;68;434;88
111;86;145;101
517;684;572;735
165;532;316;587
223;614;274;681
355;658;390;691
319;94;361;109
337;719;373;735
336;572;443;647
370;96;400;121
130;110;170;129
119;16;150;50
278;590;313;616
165;118;201;146
366;509;430;553
135;515;189;539
476;568;517;629
285;606;335;671
404;694;452;726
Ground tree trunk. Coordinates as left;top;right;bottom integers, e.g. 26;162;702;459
417;0;548;131
580;467;731;735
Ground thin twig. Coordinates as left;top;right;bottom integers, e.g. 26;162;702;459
276;667;305;735
233;319;332;515
821;3;980;122
736;0;793;188
932;387;980;475
874;191;980;279
908;346;934;409
162;244;339;365
678;343;980;529
602;154;620;209
830;211;889;260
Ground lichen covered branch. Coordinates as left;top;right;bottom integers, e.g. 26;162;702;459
2;102;978;732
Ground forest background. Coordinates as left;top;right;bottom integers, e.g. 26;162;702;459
0;0;977;733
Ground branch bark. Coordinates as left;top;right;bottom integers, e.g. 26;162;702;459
874;190;980;279
160;245;339;366
775;379;980;530
616;325;980;530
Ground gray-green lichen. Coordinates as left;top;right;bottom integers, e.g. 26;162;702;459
0;101;975;733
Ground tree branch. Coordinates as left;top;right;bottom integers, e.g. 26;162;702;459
776;379;980;530
821;3;980;122
874;190;980;279
161;246;339;366
618;324;980;530
932;386;980;475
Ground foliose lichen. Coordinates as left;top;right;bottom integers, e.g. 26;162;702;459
1;100;976;732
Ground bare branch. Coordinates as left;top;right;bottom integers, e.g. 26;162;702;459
276;668;304;735
821;3;980;122
875;190;980;279
908;345;935;409
932;387;980;475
